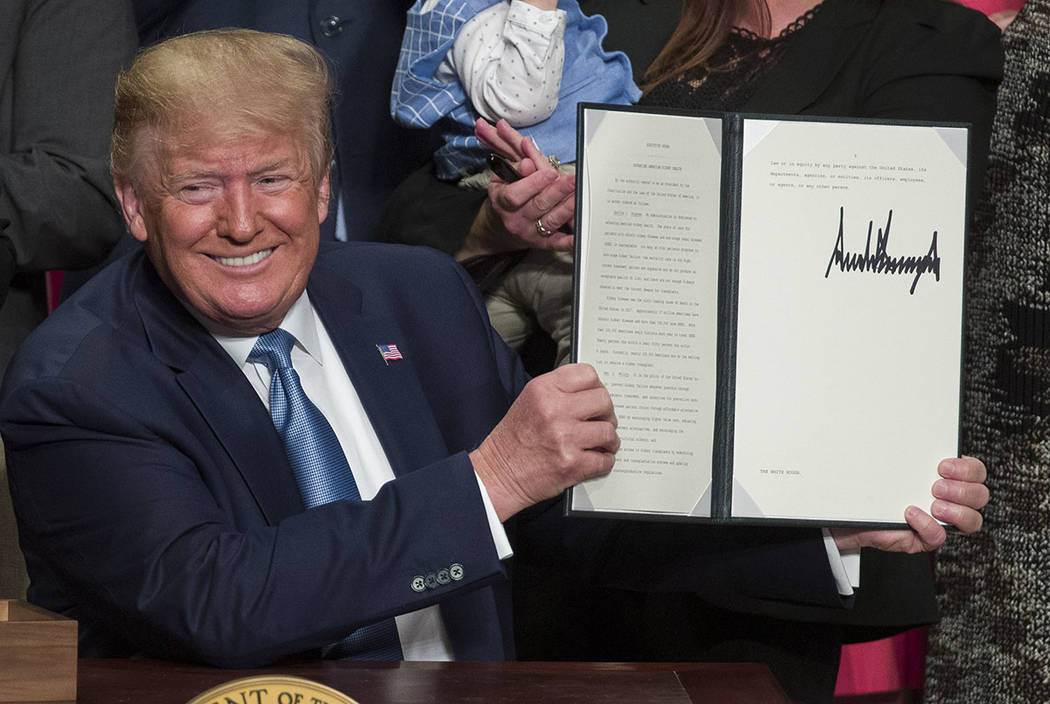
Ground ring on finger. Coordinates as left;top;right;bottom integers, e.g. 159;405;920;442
546;154;561;170
535;218;554;237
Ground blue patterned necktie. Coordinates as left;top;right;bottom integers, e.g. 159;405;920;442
249;328;403;660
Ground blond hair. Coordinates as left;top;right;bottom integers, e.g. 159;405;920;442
111;28;333;185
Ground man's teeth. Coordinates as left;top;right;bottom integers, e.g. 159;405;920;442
215;248;273;267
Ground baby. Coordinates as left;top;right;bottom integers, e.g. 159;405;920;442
393;0;639;366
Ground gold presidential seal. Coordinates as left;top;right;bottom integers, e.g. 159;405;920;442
185;675;360;704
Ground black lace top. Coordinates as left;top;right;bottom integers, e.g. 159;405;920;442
641;5;821;112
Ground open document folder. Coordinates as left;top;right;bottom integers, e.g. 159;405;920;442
569;104;968;528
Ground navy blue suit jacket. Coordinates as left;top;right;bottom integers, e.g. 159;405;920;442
0;243;523;665
0;242;845;666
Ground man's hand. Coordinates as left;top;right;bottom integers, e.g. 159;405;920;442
831;456;989;552
471;364;619;521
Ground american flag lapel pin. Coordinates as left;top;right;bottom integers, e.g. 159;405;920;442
376;343;404;366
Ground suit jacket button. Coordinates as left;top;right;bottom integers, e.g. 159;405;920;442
425;573;438;589
411;576;426;592
320;16;344;37
449;563;464;581
436;569;451;585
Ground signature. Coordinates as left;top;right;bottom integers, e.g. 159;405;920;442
824;207;940;294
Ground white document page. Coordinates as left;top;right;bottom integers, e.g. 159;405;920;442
730;119;966;523
572;108;723;516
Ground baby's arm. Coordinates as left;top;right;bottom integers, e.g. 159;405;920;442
439;0;567;126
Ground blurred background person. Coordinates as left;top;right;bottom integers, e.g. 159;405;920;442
926;1;1050;701
0;0;136;602
0;0;135;372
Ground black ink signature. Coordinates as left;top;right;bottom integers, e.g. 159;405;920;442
824;207;940;295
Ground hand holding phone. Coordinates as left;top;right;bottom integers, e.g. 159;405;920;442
488;152;523;182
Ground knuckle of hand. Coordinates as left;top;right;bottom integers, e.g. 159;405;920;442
550;422;572;449
536;397;561;427
556;450;578;478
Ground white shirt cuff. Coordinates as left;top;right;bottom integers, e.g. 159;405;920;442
475;472;514;560
822;528;861;596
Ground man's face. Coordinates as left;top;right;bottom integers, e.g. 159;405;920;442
116;128;328;336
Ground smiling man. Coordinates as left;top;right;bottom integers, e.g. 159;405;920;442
0;29;623;664
110;34;329;337
118;129;323;334
0;29;988;682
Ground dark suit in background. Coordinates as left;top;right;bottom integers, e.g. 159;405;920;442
632;0;1001;645
132;0;438;242
0;0;136;602
0;0;136;372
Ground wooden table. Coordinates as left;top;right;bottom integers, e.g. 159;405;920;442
74;659;791;703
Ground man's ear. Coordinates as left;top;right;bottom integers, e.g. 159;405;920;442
114;178;150;243
316;170;331;225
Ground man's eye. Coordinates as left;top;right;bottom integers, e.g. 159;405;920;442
259;176;289;187
179;184;216;203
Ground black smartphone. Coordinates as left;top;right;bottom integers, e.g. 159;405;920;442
487;152;522;182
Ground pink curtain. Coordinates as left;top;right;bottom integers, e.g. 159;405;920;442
834;628;928;697
45;271;64;314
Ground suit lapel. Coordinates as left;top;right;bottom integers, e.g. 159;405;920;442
132;259;304;524
130;252;454;517
744;0;877;114
307;263;451;477
174;357;305;523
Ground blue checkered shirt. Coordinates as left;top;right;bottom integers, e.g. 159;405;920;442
392;0;640;180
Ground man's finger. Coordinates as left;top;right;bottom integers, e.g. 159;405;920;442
905;505;947;550
931;500;984;534
545;362;604;392
576;421;620;455
939;456;987;483
580;447;617;478
567;386;616;425
933;477;989;510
